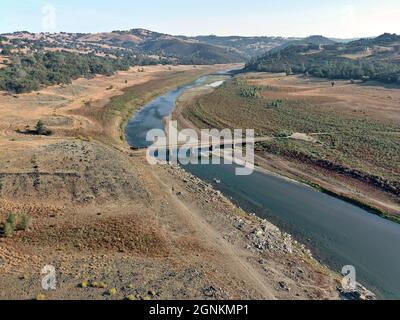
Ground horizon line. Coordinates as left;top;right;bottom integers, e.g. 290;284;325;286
1;27;395;40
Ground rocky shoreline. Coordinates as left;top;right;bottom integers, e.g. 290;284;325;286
162;162;376;300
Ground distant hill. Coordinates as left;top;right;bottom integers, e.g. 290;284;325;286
139;38;243;64
245;33;400;84
271;35;336;52
2;28;399;93
0;28;361;66
292;35;336;46
0;28;248;93
78;30;291;60
349;33;400;46
0;29;245;65
79;29;245;64
178;35;291;58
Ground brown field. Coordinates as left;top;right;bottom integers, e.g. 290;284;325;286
79;32;142;44
0;65;340;300
176;72;400;218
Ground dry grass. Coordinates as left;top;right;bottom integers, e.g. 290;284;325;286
25;214;170;256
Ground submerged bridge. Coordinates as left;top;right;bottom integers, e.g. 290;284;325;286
130;136;272;156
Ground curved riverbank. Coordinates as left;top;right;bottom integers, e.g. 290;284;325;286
123;71;400;299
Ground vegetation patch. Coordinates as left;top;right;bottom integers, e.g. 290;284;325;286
17;120;53;136
245;35;400;84
1;213;31;237
0;50;160;93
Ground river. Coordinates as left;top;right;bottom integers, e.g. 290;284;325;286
125;72;400;300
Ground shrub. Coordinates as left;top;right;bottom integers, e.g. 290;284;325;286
35;120;52;136
275;130;293;138
268;99;285;107
18;214;31;231
1;48;11;55
239;86;262;98
3;222;14;237
1;213;32;237
6;213;17;229
5;213;31;232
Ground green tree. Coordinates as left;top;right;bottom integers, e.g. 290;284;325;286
35;120;51;135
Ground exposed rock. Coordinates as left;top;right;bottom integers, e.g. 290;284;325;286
278;281;290;291
338;283;376;301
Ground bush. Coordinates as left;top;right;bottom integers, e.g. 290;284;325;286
1;48;11;55
2;213;31;237
6;213;17;229
3;222;14;237
18;214;31;231
239;85;262;98
275;130;293;138
35;120;52;136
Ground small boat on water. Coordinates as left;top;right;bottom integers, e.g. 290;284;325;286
213;178;221;184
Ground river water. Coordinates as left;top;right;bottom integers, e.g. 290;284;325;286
125;73;400;299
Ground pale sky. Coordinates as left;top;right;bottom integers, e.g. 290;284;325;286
1;0;399;38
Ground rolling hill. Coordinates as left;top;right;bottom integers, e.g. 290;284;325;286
178;35;291;58
245;33;400;84
2;28;397;93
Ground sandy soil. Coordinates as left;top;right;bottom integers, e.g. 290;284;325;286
0;65;340;300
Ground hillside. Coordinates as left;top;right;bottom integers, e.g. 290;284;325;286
1;28;394;93
275;35;337;51
138;38;243;64
0;29;245;93
179;35;291;58
245;33;400;84
0;28;289;93
79;29;244;63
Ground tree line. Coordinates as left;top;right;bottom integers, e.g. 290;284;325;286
0;50;163;93
245;44;400;84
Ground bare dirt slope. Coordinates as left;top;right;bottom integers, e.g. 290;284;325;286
0;65;339;300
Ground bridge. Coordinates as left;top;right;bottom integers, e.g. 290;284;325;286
130;136;272;156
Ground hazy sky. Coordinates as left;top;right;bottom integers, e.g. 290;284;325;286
1;0;399;38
